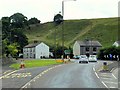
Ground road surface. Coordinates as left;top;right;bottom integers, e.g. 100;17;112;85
1;60;118;89
25;62;106;88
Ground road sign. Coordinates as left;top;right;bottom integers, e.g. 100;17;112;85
109;54;112;58
64;50;71;55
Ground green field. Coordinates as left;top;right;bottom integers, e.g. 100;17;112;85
10;60;62;69
24;17;118;48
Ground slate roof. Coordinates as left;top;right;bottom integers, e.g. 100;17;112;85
115;41;120;45
76;40;102;47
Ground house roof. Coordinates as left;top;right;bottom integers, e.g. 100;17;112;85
24;43;40;48
76;40;102;47
115;41;120;45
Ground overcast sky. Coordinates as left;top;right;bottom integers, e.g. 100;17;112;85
0;0;119;23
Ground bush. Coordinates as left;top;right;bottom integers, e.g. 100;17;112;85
98;46;120;60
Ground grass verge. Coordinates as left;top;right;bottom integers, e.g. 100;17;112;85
10;60;63;69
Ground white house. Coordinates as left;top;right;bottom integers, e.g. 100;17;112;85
113;41;120;47
73;40;102;56
23;42;49;59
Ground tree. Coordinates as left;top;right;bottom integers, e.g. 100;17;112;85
7;43;19;57
1;13;29;57
1;17;10;40
28;17;40;25
10;13;28;28
53;14;63;25
10;28;28;51
2;39;19;58
98;46;120;60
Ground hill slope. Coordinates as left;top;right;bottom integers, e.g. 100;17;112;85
24;17;118;48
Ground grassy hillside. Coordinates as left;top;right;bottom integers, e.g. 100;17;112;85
24;17;118;48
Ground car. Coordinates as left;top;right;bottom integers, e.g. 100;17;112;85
78;55;89;63
88;55;97;62
73;55;80;59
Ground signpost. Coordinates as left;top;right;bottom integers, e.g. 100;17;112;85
109;54;112;60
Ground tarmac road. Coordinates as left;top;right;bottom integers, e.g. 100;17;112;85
1;60;118;89
26;62;106;88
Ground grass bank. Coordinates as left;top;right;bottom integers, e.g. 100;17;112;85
24;17;118;48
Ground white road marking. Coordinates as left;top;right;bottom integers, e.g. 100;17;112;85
110;68;115;72
104;81;118;84
109;86;117;88
39;74;42;77
101;77;113;80
102;81;108;88
2;72;32;79
28;83;30;86
21;64;63;89
112;73;117;79
99;74;111;77
95;72;99;78
3;70;12;74
0;70;18;79
93;67;95;71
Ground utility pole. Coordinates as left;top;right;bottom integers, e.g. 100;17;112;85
61;0;76;60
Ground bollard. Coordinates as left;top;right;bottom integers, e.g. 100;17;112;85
103;62;108;71
20;60;25;69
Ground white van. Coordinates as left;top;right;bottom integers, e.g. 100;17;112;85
88;55;97;62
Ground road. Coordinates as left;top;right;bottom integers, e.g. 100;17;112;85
2;66;52;88
1;60;118;89
28;62;105;88
23;61;118;89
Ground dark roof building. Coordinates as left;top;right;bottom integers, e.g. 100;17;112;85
73;40;102;56
76;40;102;47
113;41;120;47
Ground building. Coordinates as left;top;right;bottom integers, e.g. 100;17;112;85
23;42;49;59
73;40;102;56
113;41;120;47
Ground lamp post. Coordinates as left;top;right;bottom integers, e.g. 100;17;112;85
62;0;76;60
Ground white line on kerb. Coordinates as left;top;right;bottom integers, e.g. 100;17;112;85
102;81;108;88
112;73;117;79
95;72;99;78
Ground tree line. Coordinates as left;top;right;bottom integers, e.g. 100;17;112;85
2;12;41;59
98;46;120;60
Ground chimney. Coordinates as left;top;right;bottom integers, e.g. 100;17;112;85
34;40;38;43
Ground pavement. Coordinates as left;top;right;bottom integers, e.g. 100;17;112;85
94;60;119;89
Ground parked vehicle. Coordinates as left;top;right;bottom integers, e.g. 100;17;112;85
78;55;89;63
73;55;80;59
88;55;97;62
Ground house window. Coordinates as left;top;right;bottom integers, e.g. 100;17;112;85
27;48;28;52
29;48;32;52
34;54;35;58
33;48;35;52
86;47;89;51
27;53;28;58
93;47;97;51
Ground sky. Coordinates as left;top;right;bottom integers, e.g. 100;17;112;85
0;0;119;23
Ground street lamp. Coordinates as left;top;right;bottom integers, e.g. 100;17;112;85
62;0;76;60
